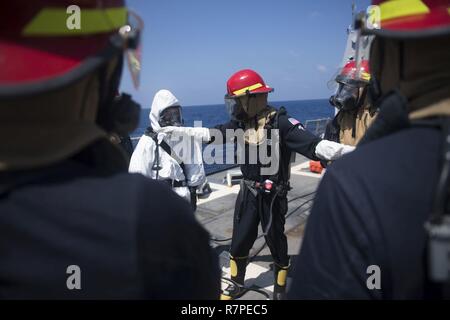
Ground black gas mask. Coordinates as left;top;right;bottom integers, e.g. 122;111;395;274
329;82;364;111
159;106;184;127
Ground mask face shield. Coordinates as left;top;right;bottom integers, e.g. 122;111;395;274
353;30;373;83
159;106;184;127
332;31;371;111
225;92;268;121
329;94;336;107
327;29;358;91
333;82;360;110
119;11;144;89
225;95;248;121
331;57;370;111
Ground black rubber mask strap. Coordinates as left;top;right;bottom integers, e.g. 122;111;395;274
96;54;124;132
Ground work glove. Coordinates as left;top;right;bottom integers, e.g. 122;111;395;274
314;140;355;161
157;126;211;141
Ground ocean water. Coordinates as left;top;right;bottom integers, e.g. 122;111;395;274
132;99;333;174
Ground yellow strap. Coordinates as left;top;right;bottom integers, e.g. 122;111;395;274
230;259;238;277
23;7;127;36
232;83;263;96
277;269;288;287
220;294;232;300
379;0;429;22
361;71;371;81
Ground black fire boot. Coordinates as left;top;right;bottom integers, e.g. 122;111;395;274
273;262;290;300
221;256;248;300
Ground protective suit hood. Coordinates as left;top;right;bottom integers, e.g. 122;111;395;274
149;89;180;131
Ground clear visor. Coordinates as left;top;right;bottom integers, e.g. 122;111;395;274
224;95;248;121
342;30;358;67
328;30;373;90
354;31;373;82
119;11;144;89
159;106;183;127
327;30;358;91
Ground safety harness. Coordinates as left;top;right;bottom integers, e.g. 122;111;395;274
144;126;188;188
220;107;295;300
239;107;293;235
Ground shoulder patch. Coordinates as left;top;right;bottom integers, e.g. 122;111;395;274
288;117;300;126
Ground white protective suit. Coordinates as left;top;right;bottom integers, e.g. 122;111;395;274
129;89;206;203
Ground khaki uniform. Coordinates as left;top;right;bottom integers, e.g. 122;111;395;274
337;107;377;146
409;98;450;120
243;108;277;145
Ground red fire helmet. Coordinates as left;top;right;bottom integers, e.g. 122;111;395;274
226;69;273;98
365;0;450;37
337;60;371;84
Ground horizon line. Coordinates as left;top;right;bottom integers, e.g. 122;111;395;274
140;97;329;109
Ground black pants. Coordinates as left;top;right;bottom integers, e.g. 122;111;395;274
230;184;289;266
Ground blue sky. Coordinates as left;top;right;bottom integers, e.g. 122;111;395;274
120;0;370;107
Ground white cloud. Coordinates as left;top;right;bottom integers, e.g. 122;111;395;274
317;64;327;73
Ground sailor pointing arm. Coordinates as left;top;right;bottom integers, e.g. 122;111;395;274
158;105;354;162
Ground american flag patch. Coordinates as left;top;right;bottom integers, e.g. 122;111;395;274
288;118;300;126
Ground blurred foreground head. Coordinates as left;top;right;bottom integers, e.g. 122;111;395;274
0;0;143;171
359;0;450;113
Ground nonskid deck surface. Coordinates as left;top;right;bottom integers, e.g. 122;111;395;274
196;155;323;300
